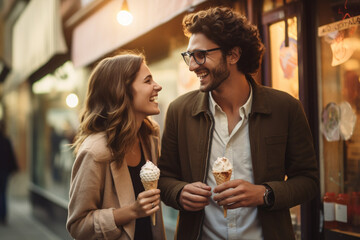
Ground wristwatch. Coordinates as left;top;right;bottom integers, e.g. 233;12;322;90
263;185;274;208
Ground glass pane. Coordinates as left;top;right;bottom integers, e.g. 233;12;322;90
31;61;89;201
319;14;360;235
263;0;295;12
269;17;299;98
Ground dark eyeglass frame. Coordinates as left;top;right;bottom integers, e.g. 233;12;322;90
181;47;222;66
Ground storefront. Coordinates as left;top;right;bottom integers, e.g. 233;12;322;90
317;0;360;239
3;0;360;239
260;1;360;239
29;61;88;239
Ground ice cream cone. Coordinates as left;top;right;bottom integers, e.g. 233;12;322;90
141;179;158;225
141;179;158;191
140;160;160;226
213;170;232;218
213;170;232;185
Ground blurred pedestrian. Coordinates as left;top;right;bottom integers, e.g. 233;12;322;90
0;119;18;225
66;52;166;240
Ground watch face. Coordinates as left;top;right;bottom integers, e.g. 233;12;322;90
264;187;274;207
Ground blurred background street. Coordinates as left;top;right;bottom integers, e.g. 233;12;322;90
0;172;62;240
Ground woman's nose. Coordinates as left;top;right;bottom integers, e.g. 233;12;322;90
154;83;162;92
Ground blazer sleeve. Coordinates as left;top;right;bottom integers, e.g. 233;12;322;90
265;99;319;210
66;149;123;240
158;102;188;210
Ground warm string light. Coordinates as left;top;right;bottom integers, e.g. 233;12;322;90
117;0;133;26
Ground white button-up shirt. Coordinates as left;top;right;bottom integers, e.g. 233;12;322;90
202;86;263;240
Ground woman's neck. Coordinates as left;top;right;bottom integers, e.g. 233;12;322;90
125;136;141;167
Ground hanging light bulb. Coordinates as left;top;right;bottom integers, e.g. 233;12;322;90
117;0;133;26
66;93;79;108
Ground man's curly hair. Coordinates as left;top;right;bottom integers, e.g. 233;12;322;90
183;7;265;75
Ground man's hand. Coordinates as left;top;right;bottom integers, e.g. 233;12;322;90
179;182;212;211
213;179;265;209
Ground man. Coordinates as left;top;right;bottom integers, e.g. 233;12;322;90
158;6;318;240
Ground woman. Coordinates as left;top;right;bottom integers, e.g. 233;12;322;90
66;53;165;240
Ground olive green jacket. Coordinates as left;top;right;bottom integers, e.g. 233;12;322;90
158;76;319;240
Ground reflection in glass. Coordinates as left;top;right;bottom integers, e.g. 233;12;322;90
269;17;299;99
31;61;88;201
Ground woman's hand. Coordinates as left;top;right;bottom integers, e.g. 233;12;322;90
132;189;161;218
113;189;161;227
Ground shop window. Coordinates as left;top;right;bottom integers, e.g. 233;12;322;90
31;61;89;202
269;16;299;99
318;8;360;238
263;0;295;12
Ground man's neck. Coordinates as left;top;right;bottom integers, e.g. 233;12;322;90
211;72;250;135
211;72;250;114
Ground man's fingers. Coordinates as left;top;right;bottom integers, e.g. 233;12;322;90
179;182;212;211
183;190;210;203
185;182;212;197
213;179;241;193
192;182;212;191
182;199;209;211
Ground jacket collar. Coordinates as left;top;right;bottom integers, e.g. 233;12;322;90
246;75;272;115
192;91;209;116
191;75;272;116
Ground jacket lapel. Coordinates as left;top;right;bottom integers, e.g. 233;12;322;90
110;156;135;238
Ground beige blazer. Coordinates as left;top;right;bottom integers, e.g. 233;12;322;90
67;124;166;240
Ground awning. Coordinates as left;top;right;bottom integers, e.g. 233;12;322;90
3;0;67;92
71;0;206;68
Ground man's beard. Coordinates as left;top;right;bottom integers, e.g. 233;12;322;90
200;59;230;92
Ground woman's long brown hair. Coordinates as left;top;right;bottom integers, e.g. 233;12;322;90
73;53;154;163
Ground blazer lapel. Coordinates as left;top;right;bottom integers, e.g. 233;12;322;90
110;157;135;238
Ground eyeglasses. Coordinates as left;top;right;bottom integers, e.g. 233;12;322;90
181;47;221;66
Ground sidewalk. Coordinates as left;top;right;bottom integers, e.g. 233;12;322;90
0;172;63;240
0;196;63;240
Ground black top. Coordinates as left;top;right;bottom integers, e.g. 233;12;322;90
128;145;153;240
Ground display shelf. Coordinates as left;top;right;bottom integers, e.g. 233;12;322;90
324;229;360;240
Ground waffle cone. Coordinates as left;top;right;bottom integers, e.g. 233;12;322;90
213;170;232;218
213;170;232;185
141;179;158;225
141;179;158;190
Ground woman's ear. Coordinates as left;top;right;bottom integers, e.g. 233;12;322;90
227;47;241;64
